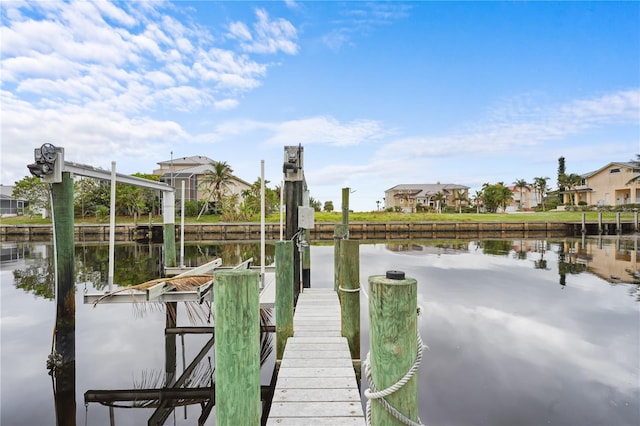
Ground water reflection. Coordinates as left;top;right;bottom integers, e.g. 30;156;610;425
1;237;639;426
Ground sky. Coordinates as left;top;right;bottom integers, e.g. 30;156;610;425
1;1;639;212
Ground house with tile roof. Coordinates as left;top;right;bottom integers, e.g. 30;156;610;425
385;183;469;213
562;161;639;206
153;156;251;206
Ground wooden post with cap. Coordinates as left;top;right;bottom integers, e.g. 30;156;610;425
368;270;419;425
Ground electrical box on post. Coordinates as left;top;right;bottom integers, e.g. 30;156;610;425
298;206;315;229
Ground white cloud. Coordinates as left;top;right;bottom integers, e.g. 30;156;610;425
0;1;300;184
322;2;411;50
376;88;640;162
266;116;386;146
229;9;298;55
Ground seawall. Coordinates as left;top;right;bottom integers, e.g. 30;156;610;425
1;220;635;242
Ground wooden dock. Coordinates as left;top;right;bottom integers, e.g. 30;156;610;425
266;288;365;425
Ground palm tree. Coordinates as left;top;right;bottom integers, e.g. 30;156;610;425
513;179;528;210
626;154;640;185
453;189;467;213
533;176;549;211
558;173;582;205
472;190;483;214
198;161;234;219
496;182;513;212
433;191;445;214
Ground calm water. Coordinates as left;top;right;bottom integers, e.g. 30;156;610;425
1;238;639;426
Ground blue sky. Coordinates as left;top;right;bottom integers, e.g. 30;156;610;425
1;1;638;211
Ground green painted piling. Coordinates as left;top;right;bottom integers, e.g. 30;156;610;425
368;272;419;426
215;269;261;425
339;239;360;361
51;171;76;426
276;240;294;360
163;223;176;267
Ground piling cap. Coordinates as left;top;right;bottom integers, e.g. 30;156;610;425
386;270;405;280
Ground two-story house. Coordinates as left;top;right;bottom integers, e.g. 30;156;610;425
385;183;469;212
153;155;251;205
563;161;639;206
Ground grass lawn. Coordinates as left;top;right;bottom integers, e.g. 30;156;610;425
1;210;634;225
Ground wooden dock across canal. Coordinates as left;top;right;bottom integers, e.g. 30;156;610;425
266;288;365;425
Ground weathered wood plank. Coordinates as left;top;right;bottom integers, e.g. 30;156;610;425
281;358;354;368
282;349;351;359
268;401;364;417
293;330;342;337
267;417;364;425
274;377;359;389
278;367;356;378
272;388;361;402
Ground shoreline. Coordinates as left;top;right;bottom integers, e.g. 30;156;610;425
1;220;635;242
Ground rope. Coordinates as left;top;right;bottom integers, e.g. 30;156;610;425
363;327;425;426
338;286;360;293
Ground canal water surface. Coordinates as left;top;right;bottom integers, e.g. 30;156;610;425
1;237;639;425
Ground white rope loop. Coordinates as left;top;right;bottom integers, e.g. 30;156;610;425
338;286;360;293
364;330;425;426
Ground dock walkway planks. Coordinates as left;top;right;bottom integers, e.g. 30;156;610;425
266;288;365;425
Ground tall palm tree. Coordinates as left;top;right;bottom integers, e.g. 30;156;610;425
496;182;513;212
513;179;528;210
198;161;233;219
453;189;467;214
533;176;549;211
626;154;640;185
433;191;445;214
472;190;482;214
558;173;582;205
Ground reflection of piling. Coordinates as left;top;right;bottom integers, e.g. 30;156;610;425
339;239;360;361
367;271;419;425
276;241;294;359
165;302;177;385
598;211;603;235
215;269;260;425
51;171;76;426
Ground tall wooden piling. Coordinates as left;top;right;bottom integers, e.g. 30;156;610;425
284;180;302;302
581;212;586;234
334;188;351;293
616;212;622;234
163;190;177;268
302;228;311;288
333;224;348;292
368;271;419;425
276;241;294;360
215;269;261;425
339;239;360;361
51;171;76;426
